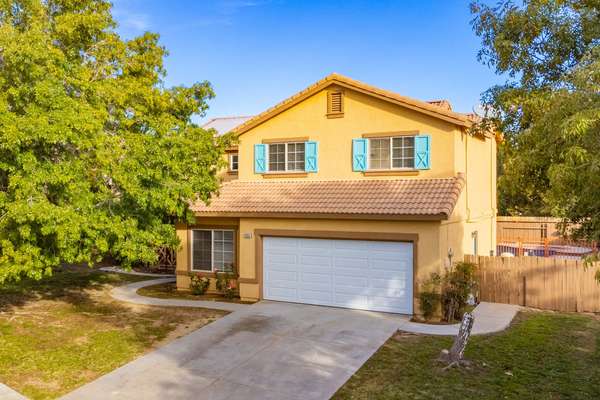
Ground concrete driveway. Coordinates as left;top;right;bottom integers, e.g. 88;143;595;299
61;301;406;400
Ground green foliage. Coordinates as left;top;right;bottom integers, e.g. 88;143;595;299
0;1;230;282
418;262;477;322
215;272;237;299
441;262;477;322
189;275;210;295
471;1;600;240
419;273;442;320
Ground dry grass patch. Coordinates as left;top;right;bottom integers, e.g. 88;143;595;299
0;268;227;400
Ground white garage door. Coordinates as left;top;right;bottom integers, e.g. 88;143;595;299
263;237;413;314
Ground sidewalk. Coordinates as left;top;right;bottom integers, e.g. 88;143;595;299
397;302;520;336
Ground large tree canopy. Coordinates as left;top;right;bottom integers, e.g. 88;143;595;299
0;0;229;281
471;0;600;240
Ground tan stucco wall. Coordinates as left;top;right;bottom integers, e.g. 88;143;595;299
176;84;498;314
237;87;460;181
178;217;443;312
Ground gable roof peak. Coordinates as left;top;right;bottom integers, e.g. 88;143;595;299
232;73;473;135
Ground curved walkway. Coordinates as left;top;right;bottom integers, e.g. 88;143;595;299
397;302;520;336
111;277;248;312
113;278;518;335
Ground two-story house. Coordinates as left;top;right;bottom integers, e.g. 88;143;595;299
177;73;497;315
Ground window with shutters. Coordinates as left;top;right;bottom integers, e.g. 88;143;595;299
327;90;344;117
267;142;305;172
367;136;415;170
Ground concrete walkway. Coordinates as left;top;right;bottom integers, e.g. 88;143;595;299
99;266;175;277
119;278;519;336
61;301;405;400
111;277;247;312
0;384;26;400
397;302;520;336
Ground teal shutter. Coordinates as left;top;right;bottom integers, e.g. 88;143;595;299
254;144;267;173
352;138;368;171
414;135;431;170
304;141;318;172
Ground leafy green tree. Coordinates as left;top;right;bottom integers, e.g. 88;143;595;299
471;0;600;240
0;0;229;282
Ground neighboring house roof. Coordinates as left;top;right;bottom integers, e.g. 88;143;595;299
426;99;453;111
232;73;474;135
201;115;253;135
190;175;464;220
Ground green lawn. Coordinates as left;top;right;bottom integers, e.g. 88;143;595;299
0;268;227;400
333;311;600;400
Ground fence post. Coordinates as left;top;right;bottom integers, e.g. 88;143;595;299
522;275;527;307
544;238;549;257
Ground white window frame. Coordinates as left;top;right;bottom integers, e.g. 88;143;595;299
367;136;415;171
229;153;238;172
190;229;235;273
266;142;305;172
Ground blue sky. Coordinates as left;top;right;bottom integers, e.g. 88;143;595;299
112;0;504;122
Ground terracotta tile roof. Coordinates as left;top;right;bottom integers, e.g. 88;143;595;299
232;74;474;135
191;176;464;220
426;99;453;111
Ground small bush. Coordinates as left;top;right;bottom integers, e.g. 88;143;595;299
419;273;441;320
441;261;477;322
417;262;477;322
215;272;237;299
189;275;210;295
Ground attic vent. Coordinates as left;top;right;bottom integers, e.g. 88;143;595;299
327;90;344;118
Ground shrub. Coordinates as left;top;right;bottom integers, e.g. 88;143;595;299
419;273;442;320
417;262;478;322
189;275;210;295
215;272;237;299
441;261;477;322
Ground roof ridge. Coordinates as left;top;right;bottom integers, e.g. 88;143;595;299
232;73;472;135
231;176;459;184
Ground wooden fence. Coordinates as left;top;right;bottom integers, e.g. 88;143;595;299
466;255;600;312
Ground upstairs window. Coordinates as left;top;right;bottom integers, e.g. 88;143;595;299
368;136;415;170
229;153;238;172
268;142;305;172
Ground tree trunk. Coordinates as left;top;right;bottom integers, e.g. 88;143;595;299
439;312;474;368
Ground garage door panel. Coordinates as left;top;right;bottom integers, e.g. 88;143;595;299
370;277;409;290
333;239;371;250
369;269;410;280
299;255;331;267
266;253;298;265
333;293;369;308
332;256;369;269
299;289;333;303
265;271;298;287
265;286;298;300
369;259;409;271
299;238;334;249
334;275;369;288
263;237;413;314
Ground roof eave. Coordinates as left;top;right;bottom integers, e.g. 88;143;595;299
232;74;472;136
192;211;449;221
